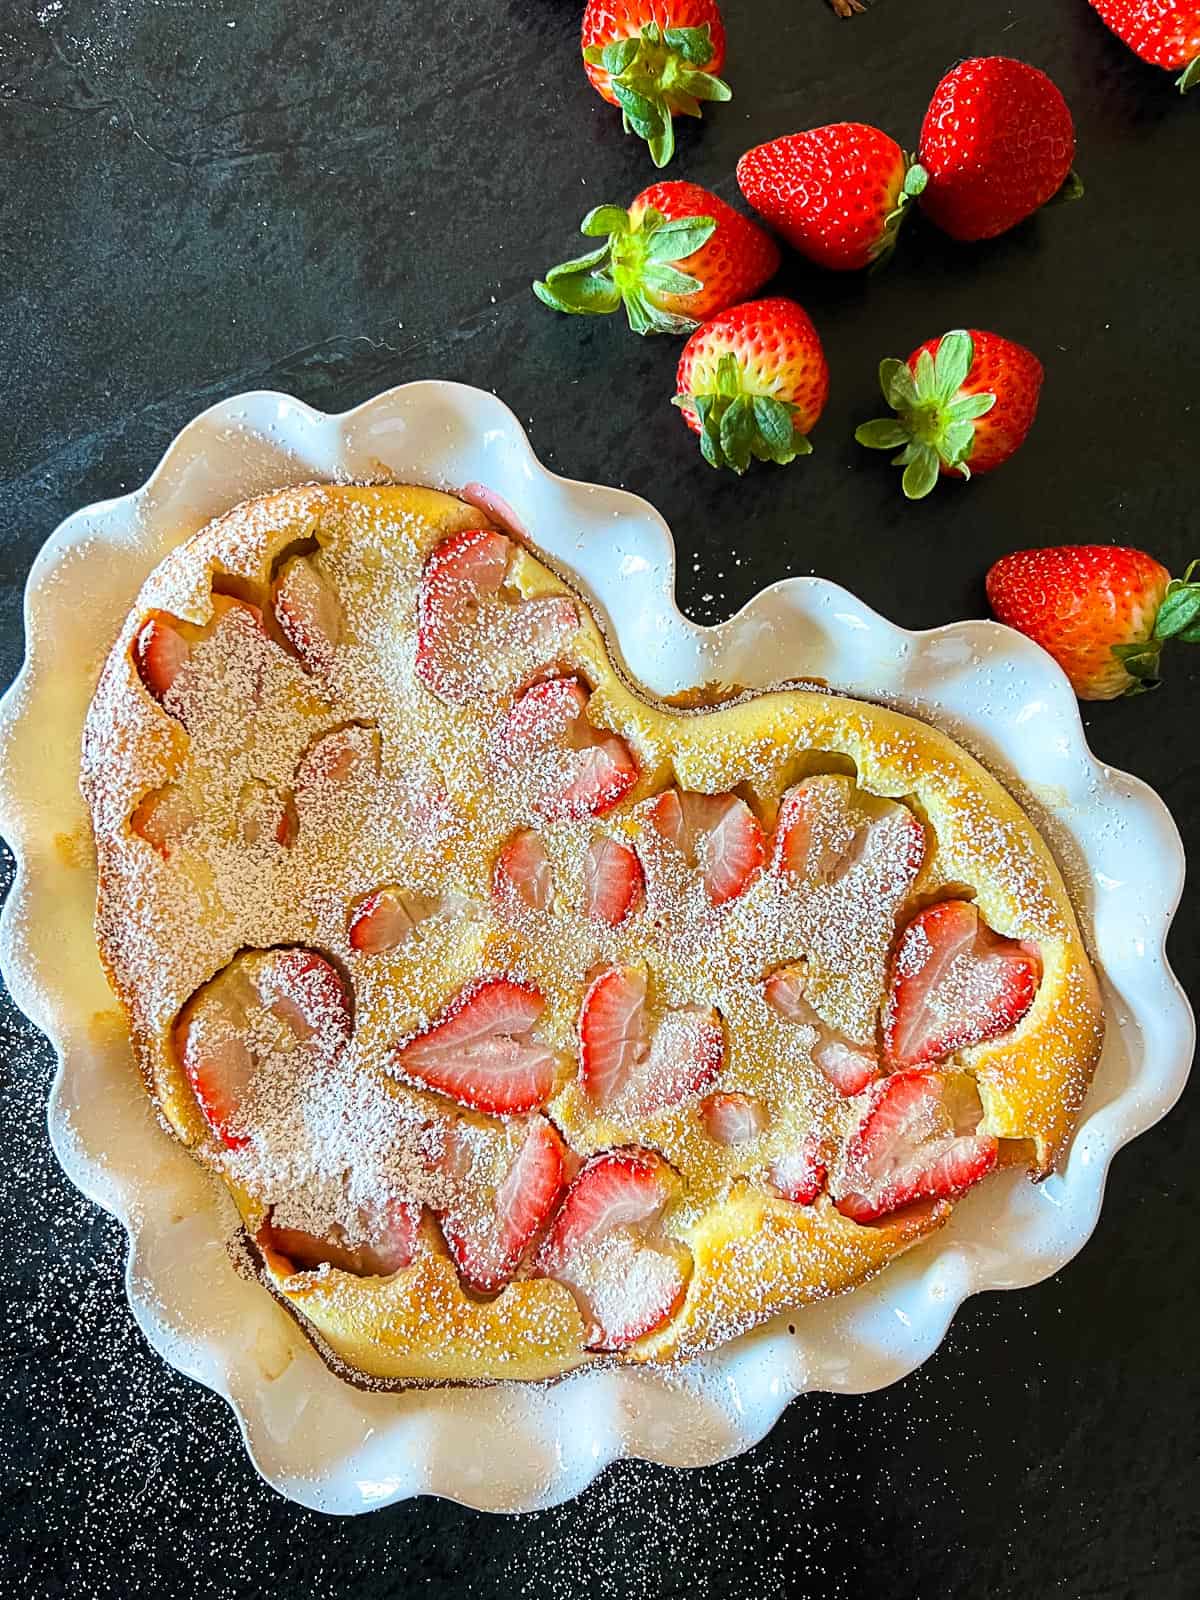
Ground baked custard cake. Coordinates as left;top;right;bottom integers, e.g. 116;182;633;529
81;484;1105;1386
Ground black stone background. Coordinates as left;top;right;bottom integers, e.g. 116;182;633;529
1;1;1197;1595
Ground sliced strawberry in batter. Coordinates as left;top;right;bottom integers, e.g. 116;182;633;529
884;900;1040;1070
579;964;723;1118
349;886;445;953
392;977;560;1115
415;528;579;705
135;614;191;700
534;1147;689;1351
812;1039;878;1098
272;552;344;674
583;835;644;926
438;1115;568;1294
700;1091;768;1147
135;596;269;726
262;1197;422;1278
769;1131;828;1205
497;677;639;820
834;1069;998;1224
236;779;297;848
130;784;198;856
174;948;353;1149
771;774;926;889
644;787;764;906
764;962;879;1097
295;722;381;793
494;829;555;913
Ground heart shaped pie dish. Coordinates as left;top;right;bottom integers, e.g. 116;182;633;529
81;483;1104;1386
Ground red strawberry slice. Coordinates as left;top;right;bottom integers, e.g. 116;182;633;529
496;677;639;820
135;596;268;726
135;614;191;701
174;948;352;1149
130;784;198;856
494;829;555;913
763;961;816;1024
579;964;723;1117
834;1069;998;1223
884;900;1041;1069
700;1091;767;1146
415;528;579;706
392;977;560;1115
768;1131;828;1205
771;775;926;887
262;1197;422;1278
764;963;878;1097
295;722;381;793
438;1116;568;1294
272;553;344;674
583;835;645;926
812;1039;877;1098
644;787;764;905
236;780;297;848
349;886;446;953
534;1147;689;1351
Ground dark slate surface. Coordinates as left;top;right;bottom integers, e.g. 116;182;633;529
1;1;1196;1595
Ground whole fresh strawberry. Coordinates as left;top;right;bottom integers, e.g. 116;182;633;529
987;546;1200;700
1087;1;1200;91
918;57;1080;241
737;123;927;272
582;0;731;168
533;181;779;335
855;329;1043;500
674;297;828;473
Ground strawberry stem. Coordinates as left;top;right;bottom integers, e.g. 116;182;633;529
675;352;811;474
1179;54;1200;94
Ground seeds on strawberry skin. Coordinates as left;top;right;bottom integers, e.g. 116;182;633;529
674;297;829;473
1086;2;1200;92
855;328;1043;500
534;181;779;336
581;0;732;169
737;123;927;273
987;545;1198;700
917;57;1079;242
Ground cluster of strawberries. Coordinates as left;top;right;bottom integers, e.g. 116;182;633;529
532;1;1198;700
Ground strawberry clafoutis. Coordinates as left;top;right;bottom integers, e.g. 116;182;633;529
82;485;1104;1386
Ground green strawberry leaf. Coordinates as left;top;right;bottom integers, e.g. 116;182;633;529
719;397;755;475
913;347;938;401
855;418;911;451
544;242;612;282
753;396;798;462
613;81;660;136
1113;641;1164;682
1153;584;1200;639
532;274;622;316
942;419;976;466
948;391;996;422
647;111;675;169
1046;168;1085;206
580;205;630;238
1179;54;1200;93
641;261;702;295
642;216;715;261
880;358;918;411
669;90;703;119
675;70;732;103
662;24;713;63
903;162;928;198
901;447;941;501
599;38;640;75
933;330;974;403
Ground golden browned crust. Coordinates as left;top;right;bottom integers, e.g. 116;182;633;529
81;484;1105;1387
